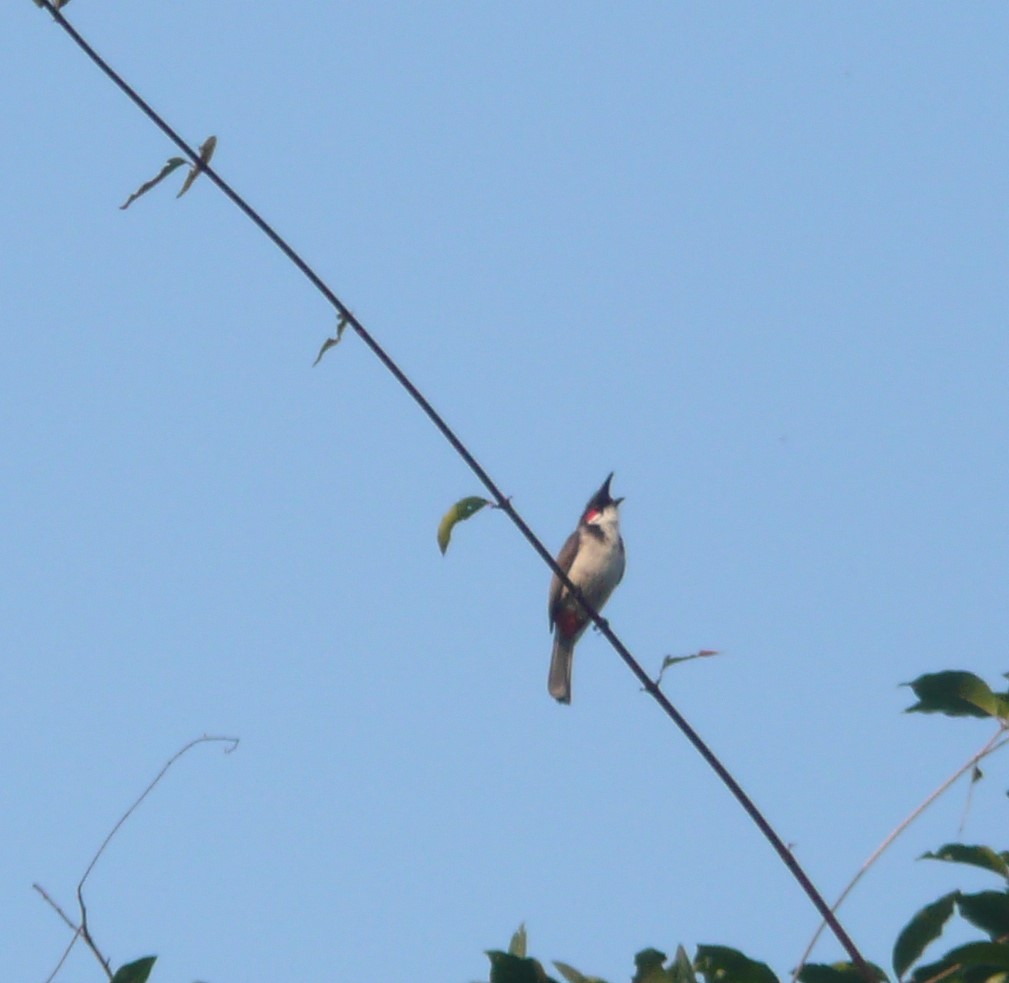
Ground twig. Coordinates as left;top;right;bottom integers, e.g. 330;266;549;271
35;878;110;980
76;735;239;904
33;883;78;934
918;962;964;983
43;931;82;983
957;760;984;835
30;3;869;972
793;724;1009;978
33;884;83;983
75;894;113;979
35;734;239;982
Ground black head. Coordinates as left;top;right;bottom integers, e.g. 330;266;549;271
582;472;624;522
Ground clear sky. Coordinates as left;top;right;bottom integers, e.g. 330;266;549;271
3;4;1008;982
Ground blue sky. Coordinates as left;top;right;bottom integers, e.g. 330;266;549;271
3;4;1008;982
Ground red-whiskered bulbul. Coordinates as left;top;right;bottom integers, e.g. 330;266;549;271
548;472;626;703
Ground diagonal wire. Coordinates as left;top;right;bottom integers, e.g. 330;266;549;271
31;3;869;974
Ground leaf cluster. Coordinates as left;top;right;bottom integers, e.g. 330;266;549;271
485;886;1009;983
480;670;1009;983
892;844;1009;983
483;932;870;983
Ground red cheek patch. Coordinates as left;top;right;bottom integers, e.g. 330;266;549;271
583;508;600;523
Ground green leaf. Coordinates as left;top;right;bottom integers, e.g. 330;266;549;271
941;940;1009;970
553;961;588;983
798;964;886;983
111;955;157;983
958;891;1009;939
633;949;670;983
437;496;491;554
893;891;958;978
921;845;1009;881
177;134;217;198
510;924;528;958
119;157;187;210
553;961;608;983
672;946;698;983
909;943;1009;983
487;950;555;983
903;671;1008;719
313;314;350;366
694;945;779;983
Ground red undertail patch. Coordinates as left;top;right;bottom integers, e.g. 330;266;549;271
556;607;586;639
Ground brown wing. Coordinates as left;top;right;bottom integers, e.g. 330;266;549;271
548;529;580;629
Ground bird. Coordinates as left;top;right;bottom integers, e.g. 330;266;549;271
548;473;626;703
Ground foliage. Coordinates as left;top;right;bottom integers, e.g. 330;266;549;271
480;671;1008;983
891;847;1009;983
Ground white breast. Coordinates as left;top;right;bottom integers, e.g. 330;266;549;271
568;513;625;610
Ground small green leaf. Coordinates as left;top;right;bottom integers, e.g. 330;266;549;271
120;157;188;210
903;671;1008;719
957;891;1009;939
893;890;958;978
487;950;555;983
553;961;595;983
656;650;721;685
797;964;886;983
672;947;698;983
633;949;670;983
437;496;491;554
694;945;779;983
552;962;584;983
177;134;217;198
111;955;157;983
921;845;1009;881
510;924;528;958
313;314;350;366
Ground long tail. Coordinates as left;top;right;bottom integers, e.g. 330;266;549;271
548;633;575;704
